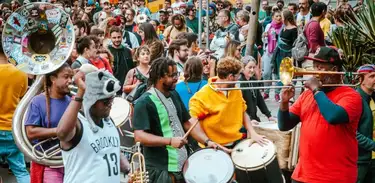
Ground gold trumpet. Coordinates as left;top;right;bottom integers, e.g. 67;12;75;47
129;142;149;183
210;57;360;91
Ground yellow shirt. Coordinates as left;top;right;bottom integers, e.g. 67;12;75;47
189;77;246;145
0;64;28;131
320;18;331;38
370;99;375;158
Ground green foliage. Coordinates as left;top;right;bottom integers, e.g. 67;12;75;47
331;0;375;71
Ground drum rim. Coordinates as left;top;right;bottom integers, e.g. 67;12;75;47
231;139;277;171
182;148;235;183
111;97;133;127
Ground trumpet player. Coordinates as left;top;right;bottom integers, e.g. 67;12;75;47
56;68;130;182
278;47;362;183
25;63;73;183
356;64;375;183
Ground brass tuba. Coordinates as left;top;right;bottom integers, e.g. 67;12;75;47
6;2;75;167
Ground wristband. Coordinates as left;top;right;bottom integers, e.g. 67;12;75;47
74;97;83;102
312;88;320;94
204;139;212;146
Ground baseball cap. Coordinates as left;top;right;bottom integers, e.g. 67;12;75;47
304;46;342;66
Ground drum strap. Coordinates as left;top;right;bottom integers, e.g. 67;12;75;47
168;173;176;183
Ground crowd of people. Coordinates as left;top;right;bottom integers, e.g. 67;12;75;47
0;0;373;182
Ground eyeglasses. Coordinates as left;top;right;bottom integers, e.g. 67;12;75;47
99;96;115;106
166;72;180;79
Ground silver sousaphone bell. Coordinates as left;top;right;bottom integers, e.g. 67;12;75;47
6;2;75;167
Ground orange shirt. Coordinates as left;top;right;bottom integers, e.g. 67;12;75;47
290;87;362;183
0;64;28;131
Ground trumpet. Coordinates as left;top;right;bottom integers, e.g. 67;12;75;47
129;142;149;183
210;57;360;91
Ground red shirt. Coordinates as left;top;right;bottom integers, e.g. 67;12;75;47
290;87;362;183
304;20;325;53
90;57;113;74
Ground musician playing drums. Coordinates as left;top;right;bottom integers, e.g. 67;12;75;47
278;47;362;183
356;64;375;183
25;63;73;183
133;57;222;183
189;57;267;148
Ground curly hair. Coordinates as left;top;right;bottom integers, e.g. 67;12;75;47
216;57;243;79
148;57;177;87
134;46;151;62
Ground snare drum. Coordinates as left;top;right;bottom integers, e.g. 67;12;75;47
231;139;284;183
110;97;133;127
183;148;234;183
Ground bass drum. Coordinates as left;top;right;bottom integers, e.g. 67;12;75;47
183;148;234;183
231;139;285;183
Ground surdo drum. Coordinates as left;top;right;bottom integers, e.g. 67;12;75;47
231;139;285;183
110;97;135;161
183;148;235;183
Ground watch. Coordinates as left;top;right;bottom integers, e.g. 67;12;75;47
204;139;212;146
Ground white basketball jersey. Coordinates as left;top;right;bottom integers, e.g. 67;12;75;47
62;113;120;183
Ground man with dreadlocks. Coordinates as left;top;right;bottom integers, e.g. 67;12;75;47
25;63;73;183
133;57;226;182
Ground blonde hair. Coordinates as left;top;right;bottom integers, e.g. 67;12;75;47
224;40;241;59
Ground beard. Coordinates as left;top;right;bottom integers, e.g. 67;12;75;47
163;82;176;91
113;41;122;47
321;75;342;85
178;55;188;63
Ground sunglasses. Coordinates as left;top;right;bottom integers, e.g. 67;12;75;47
99;96;115;106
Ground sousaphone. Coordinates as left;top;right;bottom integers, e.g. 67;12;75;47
5;2;75;167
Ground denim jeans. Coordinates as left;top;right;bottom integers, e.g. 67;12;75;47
262;51;273;94
0;130;30;183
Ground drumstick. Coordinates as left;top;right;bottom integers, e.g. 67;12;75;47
183;119;200;139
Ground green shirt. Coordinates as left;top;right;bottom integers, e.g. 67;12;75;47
133;91;190;172
185;16;201;34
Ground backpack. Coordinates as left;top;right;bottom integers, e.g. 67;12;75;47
122;31;132;49
291;21;314;62
125;68;148;104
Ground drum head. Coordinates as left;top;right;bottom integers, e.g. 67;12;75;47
183;149;234;183
231;139;276;171
110;97;131;127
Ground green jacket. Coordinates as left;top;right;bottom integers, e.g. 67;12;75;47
356;87;375;164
